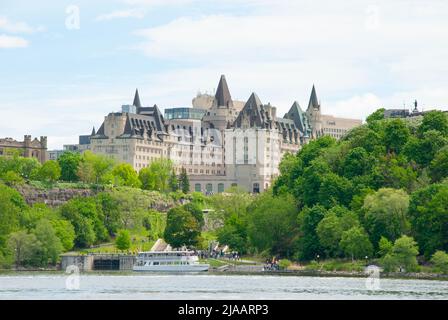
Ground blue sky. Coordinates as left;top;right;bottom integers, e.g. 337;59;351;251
1;0;448;149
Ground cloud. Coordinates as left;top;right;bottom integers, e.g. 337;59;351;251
0;16;45;34
0;34;28;48
95;9;146;21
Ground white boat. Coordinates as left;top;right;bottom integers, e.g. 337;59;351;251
133;250;210;272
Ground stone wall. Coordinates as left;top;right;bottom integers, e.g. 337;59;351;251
15;184;97;207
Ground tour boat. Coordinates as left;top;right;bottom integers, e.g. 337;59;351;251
133;250;210;272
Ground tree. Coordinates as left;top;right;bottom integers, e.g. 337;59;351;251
139;159;174;192
383;119;410;154
431;251;448;274
58;152;81;182
409;183;448;257
378;236;393;257
316;212;343;257
297;205;326;260
111;163;141;188
366;108;385;124
183;202;204;229
0;184;23;237
7;231;39;267
169;169;179;192
164;206;201;248
115;230;131;251
342;147;371;178
430;147;448;182
178;167;190;194
382;235;419;272
78;151;115;184
317;173;353;208
32;219;63;265
418;110;448;137
51;218;75;251
403;131;447;167
339;226;373;261
217;214;248;254
363;188;410;246
247;193;299;257
37;160;61;183
59;197;108;247
209;186;252;222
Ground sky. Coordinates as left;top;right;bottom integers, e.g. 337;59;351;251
1;0;448;150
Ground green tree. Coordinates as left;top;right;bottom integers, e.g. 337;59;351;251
403;131;447;167
111;163;141;188
51;218;76;251
247;193;299;257
178;167;190;194
0;184;24;237
318;173;353;208
409;183;448;257
342;147;371;178
297;205;326;260
37;160;61;183
139;159;174;192
339;226;373;261
363;188;410;246
217;214;248;254
316;212;342;257
78;151;115;184
32;219;63;265
384;235;419;272
431;251;448;274
115;229;131;251
366;108;385;124
7;231;39;267
164;206;201;248
378;236;393;257
383;119;410;154
430;147;448;182
418;110;448;136
58;152;81;182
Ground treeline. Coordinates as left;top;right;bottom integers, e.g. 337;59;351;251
0;150;189;193
208;110;448;272
0;182;172;268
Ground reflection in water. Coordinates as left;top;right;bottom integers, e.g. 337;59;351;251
0;273;447;300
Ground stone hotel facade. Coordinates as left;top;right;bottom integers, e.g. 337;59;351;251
89;75;362;193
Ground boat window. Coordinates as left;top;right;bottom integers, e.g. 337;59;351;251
153;262;159;265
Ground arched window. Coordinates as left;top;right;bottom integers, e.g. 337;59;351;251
206;183;213;193
218;183;224;193
195;183;201;192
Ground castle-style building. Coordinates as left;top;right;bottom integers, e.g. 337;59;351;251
0;135;47;163
90;75;361;193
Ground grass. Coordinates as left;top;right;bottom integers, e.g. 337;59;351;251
304;259;367;272
199;258;228;268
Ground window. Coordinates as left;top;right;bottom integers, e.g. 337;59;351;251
218;183;225;193
206;183;213;193
195;183;201;192
253;183;260;193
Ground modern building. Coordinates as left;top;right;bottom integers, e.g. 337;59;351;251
384;100;448;120
0;135;47;163
88;75;362;193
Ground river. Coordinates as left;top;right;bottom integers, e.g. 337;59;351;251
0;272;447;299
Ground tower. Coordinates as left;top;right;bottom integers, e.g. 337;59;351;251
306;85;322;138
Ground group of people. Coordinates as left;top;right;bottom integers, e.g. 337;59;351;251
263;258;280;271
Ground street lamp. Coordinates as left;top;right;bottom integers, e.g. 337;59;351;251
365;255;369;266
316;254;320;264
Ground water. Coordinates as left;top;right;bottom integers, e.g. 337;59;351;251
0;272;447;300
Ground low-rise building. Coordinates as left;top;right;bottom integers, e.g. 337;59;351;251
0;135;47;163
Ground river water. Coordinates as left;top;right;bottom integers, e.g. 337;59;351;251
0;272;447;300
